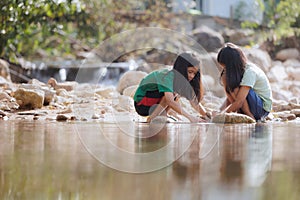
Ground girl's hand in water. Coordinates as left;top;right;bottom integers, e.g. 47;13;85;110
189;115;207;123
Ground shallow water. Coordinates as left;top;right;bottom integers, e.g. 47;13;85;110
0;120;300;200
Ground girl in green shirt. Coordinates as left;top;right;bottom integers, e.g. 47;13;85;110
133;52;210;123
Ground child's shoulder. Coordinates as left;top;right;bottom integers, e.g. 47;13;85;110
246;62;263;73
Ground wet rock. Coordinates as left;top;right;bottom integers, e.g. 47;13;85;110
33;116;39;120
56;114;69;121
17;110;47;116
192;25;224;52
212;113;256;123
274;111;296;121
13;88;44;109
117;70;147;94
272;100;291;112
276;48;300;61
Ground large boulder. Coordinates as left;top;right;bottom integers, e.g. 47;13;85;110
199;53;225;97
276;48;300;61
222;29;254;46
117;70;147;94
243;48;272;73
13;88;45;109
192;26;224;52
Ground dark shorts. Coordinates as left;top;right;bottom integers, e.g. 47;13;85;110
246;89;269;121
134;90;164;116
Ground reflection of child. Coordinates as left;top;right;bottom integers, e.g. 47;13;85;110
133;52;210;123
217;43;272;121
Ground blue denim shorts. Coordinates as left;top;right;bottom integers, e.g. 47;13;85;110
246;89;269;121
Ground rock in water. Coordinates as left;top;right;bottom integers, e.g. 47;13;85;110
212;113;256;123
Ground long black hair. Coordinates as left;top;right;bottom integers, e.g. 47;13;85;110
172;52;203;101
217;43;247;93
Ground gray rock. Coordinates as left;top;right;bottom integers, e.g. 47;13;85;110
291;109;300;117
276;48;300;61
117;70;147;94
243;48;272;73
192;26;224;52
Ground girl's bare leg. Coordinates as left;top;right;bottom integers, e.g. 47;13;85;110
220;74;254;119
147;96;169;122
230;88;255;119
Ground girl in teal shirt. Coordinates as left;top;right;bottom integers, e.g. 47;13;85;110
217;43;272;121
134;52;209;123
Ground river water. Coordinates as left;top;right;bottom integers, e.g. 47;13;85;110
0;120;299;200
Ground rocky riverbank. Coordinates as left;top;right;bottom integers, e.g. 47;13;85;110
1;45;300;123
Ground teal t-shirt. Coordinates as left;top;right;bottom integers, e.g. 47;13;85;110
240;63;272;112
134;69;174;103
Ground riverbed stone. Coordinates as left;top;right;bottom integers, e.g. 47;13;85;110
291;109;300;117
274;111;297;121
191;25;224;52
13;88;45;109
19;83;55;105
95;87;118;99
48;77;78;91
243;48;272;73
56;114;69;121
123;85;138;98
117;70;148;94
212;113;256;124
276;48;300;61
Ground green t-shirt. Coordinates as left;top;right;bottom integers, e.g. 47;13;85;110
134;69;174;103
240;63;272;112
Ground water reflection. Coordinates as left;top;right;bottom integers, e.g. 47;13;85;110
220;124;272;187
0;120;299;200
